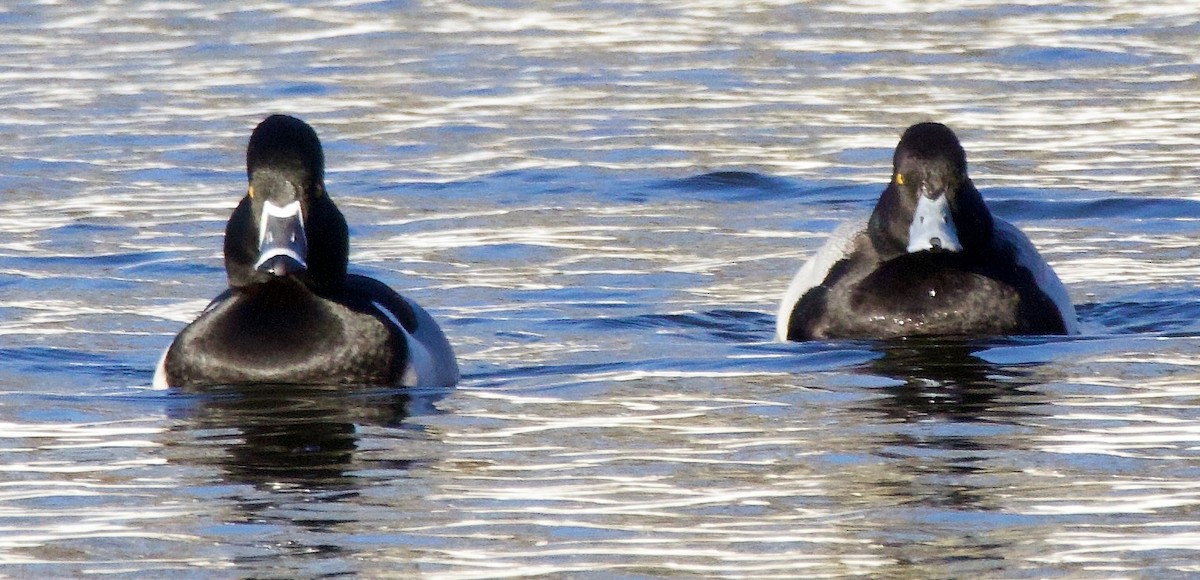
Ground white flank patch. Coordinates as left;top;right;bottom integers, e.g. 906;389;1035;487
372;298;460;387
994;218;1080;334
775;220;864;341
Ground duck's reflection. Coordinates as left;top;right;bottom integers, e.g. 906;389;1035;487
166;383;439;549
174;384;419;492
866;338;1038;424
855;338;1046;503
850;338;1048;570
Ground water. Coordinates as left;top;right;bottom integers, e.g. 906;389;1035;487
2;0;1200;577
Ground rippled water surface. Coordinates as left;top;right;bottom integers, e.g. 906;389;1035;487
3;1;1200;577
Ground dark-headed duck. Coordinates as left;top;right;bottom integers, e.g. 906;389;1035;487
777;122;1077;341
155;114;459;388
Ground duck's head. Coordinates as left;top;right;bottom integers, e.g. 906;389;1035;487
868;122;993;257
224;114;348;291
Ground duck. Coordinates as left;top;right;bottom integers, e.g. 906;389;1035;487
154;114;459;388
776;122;1078;341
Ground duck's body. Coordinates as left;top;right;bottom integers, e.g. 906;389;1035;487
155;115;458;388
777;122;1077;342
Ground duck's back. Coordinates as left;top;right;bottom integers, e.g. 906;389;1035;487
783;218;1075;341
163;279;398;387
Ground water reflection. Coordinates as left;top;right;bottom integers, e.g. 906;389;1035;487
850;339;1046;572
172;384;416;491
866;339;1039;424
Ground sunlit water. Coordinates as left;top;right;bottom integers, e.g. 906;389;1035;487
2;1;1200;577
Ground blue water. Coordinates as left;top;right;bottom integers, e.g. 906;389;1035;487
3;1;1200;577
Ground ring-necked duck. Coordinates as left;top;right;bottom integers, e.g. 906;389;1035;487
776;122;1078;341
154;114;459;388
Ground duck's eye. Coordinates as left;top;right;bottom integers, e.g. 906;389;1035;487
894;173;905;186
247;185;255;199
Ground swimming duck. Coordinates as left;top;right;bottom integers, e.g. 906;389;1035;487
154;114;459;388
777;122;1077;341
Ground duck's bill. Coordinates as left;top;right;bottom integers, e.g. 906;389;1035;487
255;200;308;276
907;194;963;253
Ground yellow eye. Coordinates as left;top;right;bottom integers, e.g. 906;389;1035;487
247;185;255;199
894;173;905;185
